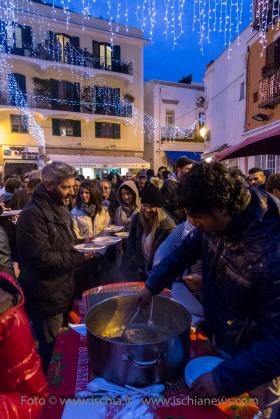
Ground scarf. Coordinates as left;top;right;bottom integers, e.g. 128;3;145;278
80;203;97;218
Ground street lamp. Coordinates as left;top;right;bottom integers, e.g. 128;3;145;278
199;126;207;139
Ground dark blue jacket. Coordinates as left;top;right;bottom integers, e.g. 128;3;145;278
146;189;280;396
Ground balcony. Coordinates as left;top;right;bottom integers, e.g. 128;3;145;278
252;0;278;30
160;126;203;143
0;92;133;118
4;43;133;76
258;67;280;108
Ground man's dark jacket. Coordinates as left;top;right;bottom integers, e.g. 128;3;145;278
16;184;84;317
146;189;280;397
161;177;178;216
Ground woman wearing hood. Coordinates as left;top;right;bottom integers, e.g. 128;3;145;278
115;180;140;232
71;181;110;240
126;184;176;280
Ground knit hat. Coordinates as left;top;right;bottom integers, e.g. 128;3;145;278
141;185;163;208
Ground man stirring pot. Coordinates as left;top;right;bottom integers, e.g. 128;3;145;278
138;161;280;419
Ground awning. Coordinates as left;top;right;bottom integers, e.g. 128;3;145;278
48;154;150;169
4;160;38;175
202;144;228;158
216;125;280;161
164;151;201;166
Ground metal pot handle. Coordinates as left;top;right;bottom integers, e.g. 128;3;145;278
127;352;162;367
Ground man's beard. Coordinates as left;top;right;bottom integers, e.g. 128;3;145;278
49;188;67;206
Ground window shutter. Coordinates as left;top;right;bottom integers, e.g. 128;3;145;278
14;73;26;96
52;119;61;136
9;73;26;105
92;41;100;58
266;42;275;69
50;79;59;110
113;45;121;61
95;122;102;137
48;31;57;59
73;82;80;112
0;20;6;49
22;26;32;49
114;124;120;139
274;39;280;69
70;36;80;50
73;120;81;137
112;45;121;71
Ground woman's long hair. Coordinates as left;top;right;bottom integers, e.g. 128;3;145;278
76;181;102;213
139;207;166;240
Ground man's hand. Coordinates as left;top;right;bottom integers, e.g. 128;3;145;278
183;274;203;292
137;287;153;309
191;372;220;398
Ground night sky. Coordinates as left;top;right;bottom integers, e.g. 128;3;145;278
52;0;251;83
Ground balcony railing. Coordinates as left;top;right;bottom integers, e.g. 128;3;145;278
4;43;133;76
258;67;280;108
160;126;202;142
0;92;133;118
252;0;278;30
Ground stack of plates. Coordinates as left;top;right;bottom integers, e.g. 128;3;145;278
103;225;124;233
115;231;129;239
1;210;21;217
93;236;122;246
74;243;106;254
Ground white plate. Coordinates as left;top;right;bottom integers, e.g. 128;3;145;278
184;356;223;387
103;225;124;233
93;236;122;246
115;231;129;239
1;210;21;217
74;243;106;254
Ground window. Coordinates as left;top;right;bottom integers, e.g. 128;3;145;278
94;85;121;115
239;82;245;100
100;44;112;70
95;122;120;139
166;110;175;126
6;26;23;49
223;158;240;169
52;119;81;137
10;115;28;133
263;37;280;77
255;154;280;174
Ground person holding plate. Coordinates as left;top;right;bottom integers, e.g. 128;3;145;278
71;181;110;240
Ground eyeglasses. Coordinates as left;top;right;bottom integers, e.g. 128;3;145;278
99;187;110;191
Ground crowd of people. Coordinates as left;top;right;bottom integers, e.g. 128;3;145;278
0;157;280;418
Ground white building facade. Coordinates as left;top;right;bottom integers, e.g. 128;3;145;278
144;80;205;172
203;26;255;173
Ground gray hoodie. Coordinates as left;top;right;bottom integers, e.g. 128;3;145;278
115;180;141;231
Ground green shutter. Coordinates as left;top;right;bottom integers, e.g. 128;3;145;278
114;124;120;139
52;119;61;136
73;120;81;137
95;122;102;138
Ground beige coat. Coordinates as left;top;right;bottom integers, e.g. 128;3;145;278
71;206;110;239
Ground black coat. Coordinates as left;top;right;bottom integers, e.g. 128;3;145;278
126;210;176;272
146;189;280;396
16;184;84;317
161;177;178;216
0;226;15;278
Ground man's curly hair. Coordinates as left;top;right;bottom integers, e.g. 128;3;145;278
177;161;249;216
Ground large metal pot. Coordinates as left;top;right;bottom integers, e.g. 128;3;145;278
85;294;191;387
